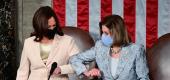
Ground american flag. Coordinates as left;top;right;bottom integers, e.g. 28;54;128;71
41;0;170;49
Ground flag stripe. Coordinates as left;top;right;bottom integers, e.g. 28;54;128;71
136;0;146;47
52;0;170;49
66;0;77;27
112;0;124;17
146;0;158;48
158;0;170;37
124;0;136;43
77;0;89;31
89;0;100;41
53;0;66;27
101;0;112;20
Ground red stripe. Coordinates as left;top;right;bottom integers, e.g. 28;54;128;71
77;0;89;31
123;0;136;43
101;0;112;20
146;0;158;49
53;0;66;27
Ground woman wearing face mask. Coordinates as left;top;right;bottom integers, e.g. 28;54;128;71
70;14;150;80
16;6;80;80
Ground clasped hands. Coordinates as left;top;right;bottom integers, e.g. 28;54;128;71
52;67;101;77
83;68;101;77
52;67;61;75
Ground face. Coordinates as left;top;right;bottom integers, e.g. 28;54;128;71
101;25;114;46
43;17;57;40
102;25;111;36
48;17;56;30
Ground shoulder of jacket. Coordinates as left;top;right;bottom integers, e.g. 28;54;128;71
54;34;74;43
95;40;109;49
95;40;103;45
63;34;73;40
24;36;35;43
127;43;145;52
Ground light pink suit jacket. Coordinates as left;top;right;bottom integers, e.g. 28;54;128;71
16;35;80;80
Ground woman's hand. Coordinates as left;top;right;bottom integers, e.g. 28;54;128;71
53;67;61;75
83;68;101;77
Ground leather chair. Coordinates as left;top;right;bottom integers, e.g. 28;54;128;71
147;33;170;80
62;27;96;80
62;27;95;51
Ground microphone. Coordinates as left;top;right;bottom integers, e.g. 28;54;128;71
48;62;57;80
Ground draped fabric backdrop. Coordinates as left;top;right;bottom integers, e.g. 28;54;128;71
43;0;170;49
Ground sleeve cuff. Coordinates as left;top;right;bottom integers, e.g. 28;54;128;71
59;64;74;74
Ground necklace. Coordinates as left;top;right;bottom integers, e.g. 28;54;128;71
111;47;122;54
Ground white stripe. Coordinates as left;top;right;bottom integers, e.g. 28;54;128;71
40;0;52;7
112;0;124;18
66;0;77;27
89;0;101;41
158;0;170;37
136;0;146;47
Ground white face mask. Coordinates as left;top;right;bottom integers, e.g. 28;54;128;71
101;33;114;47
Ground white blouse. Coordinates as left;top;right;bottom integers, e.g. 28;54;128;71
110;57;119;77
40;43;52;64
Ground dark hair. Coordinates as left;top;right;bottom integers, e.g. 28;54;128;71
31;6;63;42
99;14;131;47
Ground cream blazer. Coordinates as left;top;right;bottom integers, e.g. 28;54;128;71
16;34;80;80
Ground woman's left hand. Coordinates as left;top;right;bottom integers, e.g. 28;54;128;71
53;67;61;75
88;68;101;77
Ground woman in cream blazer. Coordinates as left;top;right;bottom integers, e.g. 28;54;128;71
16;6;79;80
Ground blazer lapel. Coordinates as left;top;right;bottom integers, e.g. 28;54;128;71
102;47;114;79
114;47;130;79
46;35;61;66
34;41;46;67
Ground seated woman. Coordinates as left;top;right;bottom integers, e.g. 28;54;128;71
16;6;80;80
70;14;150;80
